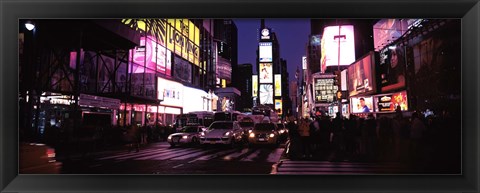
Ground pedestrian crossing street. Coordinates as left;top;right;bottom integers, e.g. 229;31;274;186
96;143;285;163
273;160;410;174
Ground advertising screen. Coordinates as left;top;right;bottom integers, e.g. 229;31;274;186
379;45;406;92
341;69;347;91
158;77;184;107
259;84;273;105
166;19;200;66
259;63;273;83
259;42;273;62
275;99;283;115
375;91;408;112
174;56;192;83
348;52;376;97
350;96;374;113
274;74;282;96
252;75;258;97
373;19;410;51
314;78;338;103
130;36;171;76
321;25;356;68
302;56;307;70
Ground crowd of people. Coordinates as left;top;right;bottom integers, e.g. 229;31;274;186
41;122;177;157
285;108;460;172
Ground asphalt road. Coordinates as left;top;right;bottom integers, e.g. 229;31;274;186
58;142;285;174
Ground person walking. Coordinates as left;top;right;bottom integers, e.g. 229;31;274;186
298;118;312;158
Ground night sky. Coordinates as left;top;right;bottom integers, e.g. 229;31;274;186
233;19;311;82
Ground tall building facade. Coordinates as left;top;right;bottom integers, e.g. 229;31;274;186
236;63;253;112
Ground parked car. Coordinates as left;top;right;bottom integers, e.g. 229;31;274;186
248;123;280;147
19;143;61;174
199;121;243;147
167;125;205;147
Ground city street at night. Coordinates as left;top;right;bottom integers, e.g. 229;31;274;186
18;18;461;175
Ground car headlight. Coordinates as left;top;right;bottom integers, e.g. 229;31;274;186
249;133;255;138
182;136;188;139
200;132;205;136
248;130;253;133
224;132;230;136
279;130;285;134
167;136;172;140
269;133;275;138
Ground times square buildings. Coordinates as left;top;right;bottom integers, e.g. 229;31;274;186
19;19;242;141
19;19;461;145
298;19;460;119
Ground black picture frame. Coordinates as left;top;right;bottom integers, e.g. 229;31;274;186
1;0;478;192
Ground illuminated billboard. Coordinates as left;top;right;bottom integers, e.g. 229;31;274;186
259;42;273;62
274;74;282;96
314;78;338;103
375;91;408;112
350;96;374;113
259;63;273;83
130;36;171;76
302;56;307;70
321;25;356;69
259;84;273;105
158;77;184;107
174;56;192;83
123;19;198;66
341;69;347;91
379;45;406;92
166;19;200;66
252;75;258;97
373;19;413;51
275;99;283;115
347;52;376;97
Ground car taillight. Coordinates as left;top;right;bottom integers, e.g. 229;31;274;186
46;148;56;158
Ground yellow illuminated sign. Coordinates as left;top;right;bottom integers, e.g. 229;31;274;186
252;75;258;97
125;19;199;66
275;74;282;96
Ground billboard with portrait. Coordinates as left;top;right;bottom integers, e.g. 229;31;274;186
350;96;374;113
174;56;192;83
347;52;376;97
274;74;282;96
379;45;406;92
321;25;356;68
259;84;273;105
259;63;273;83
375;90;408;112
259;42;273;62
252;75;258;97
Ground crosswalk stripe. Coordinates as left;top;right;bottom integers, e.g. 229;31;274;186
151;149;207;160
240;149;262;162
135;148;198;160
220;148;251;161
275;160;407;174
98;148;170;160
266;148;285;163
170;149;219;160
194;149;239;161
